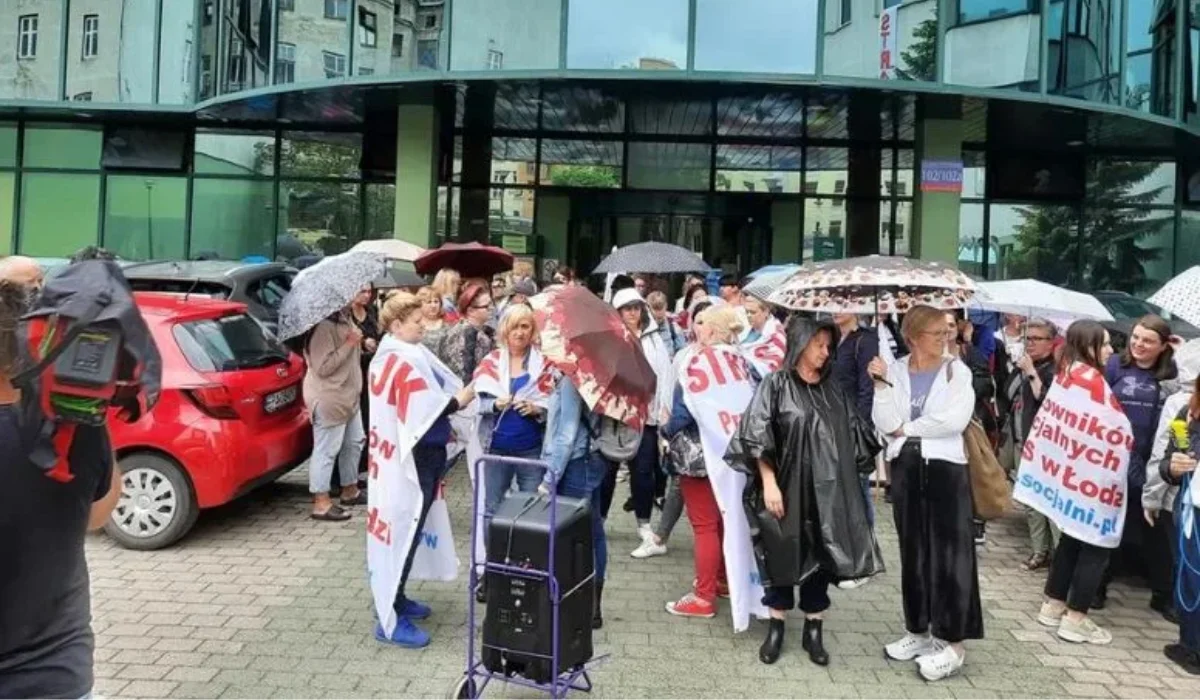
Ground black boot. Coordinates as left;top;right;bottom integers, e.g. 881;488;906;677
592;582;604;630
1165;643;1200;675
801;618;830;666
759;619;785;665
1151;593;1180;624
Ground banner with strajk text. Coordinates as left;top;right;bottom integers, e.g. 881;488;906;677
1012;362;1133;548
678;344;768;632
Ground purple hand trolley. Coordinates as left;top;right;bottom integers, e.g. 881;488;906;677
452;454;607;699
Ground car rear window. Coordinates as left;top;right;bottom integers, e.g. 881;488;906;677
247;274;292;310
172;313;290;372
128;278;232;299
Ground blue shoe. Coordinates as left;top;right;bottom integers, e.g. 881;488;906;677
375;617;431;648
397;598;432;620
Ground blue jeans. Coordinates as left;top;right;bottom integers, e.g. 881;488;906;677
557;451;608;583
393;443;447;613
630;426;660;522
860;474;875;528
483;446;545;522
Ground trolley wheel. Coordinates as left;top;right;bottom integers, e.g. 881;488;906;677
450;675;476;699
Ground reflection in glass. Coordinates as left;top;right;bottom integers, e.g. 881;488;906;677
189;178;275;260
716;93;803;138
880;149;914;196
540;85;625;132
626;142;710;190
20;174;100;257
957;0;1036;24
274;0;350;86
489;187;535;238
282;180;360;256
280;132;362;178
993;203;1080;286
0;125;17;168
805;148;850;196
1179;208;1200;271
0;172;13;255
1088;210;1173;296
24;126;102;169
351;0;395;76
0;3;63;99
883;199;913;257
566;0;687;70
195;130;276;176
630;96;712;136
65;0;152;103
824;0;937;81
104;176;187;261
694;0;816;73
539;139;622;188
958;203;989;277
160;0;198;104
365;183;396;238
803;197;848;262
1048;0;1121;104
1089;160;1175;206
450;0;561;70
715;145;801;194
491;138;537;186
963;150;987;199
944;0;1039;90
1126;0;1176;116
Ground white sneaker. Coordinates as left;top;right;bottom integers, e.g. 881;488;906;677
617;463;630;483
884;632;941;661
1057;616;1113;645
836;577;870;590
637;523;653;541
631;537;667;559
917;645;964;681
1037;601;1066;627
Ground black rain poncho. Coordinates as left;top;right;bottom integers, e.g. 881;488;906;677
725;316;884;588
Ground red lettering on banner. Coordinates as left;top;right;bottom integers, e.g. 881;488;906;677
724;350;748;382
702;347;728;386
367;507;392;545
475;355;499;382
1057;364;1122;411
687;357;709;393
718;410;742;436
367;453;380;479
370;354;397;397
389;362;428;423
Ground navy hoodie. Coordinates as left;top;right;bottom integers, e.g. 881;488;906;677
833;325;879;427
1105;354;1173;488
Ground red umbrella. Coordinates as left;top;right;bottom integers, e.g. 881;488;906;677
530;285;656;430
413;241;514;278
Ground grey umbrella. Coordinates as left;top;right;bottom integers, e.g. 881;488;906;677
591;242;713;275
278;250;386;340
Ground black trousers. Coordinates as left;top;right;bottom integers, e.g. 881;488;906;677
1045;533;1111;613
762;569;833;614
392;443;447;613
892;444;984;643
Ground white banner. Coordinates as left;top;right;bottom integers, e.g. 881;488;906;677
1013;362;1134;548
678;344;768;632
741;316;786;377
366;337;463;636
879;6;898;79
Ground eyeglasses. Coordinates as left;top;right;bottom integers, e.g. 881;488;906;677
1027;336;1053;342
921;330;953;338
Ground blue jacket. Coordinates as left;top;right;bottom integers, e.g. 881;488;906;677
1106;355;1174;488
833;326;879;427
662;383;694;439
540;377;594;486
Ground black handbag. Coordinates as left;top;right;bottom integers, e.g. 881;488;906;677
667;425;706;478
852;415;884;473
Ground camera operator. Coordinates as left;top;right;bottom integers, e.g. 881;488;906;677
0;278;121;698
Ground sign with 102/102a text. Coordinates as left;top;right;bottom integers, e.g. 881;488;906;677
920;160;964;193
1012;362;1133;548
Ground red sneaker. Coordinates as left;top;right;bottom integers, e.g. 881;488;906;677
666;593;716;618
693;578;731;599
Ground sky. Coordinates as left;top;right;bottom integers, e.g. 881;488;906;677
565;0;819;74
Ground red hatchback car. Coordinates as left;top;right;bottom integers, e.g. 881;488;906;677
104;292;312;549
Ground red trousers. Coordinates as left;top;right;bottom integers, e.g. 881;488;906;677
680;475;727;603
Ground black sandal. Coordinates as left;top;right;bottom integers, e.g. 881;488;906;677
340;491;367;507
311;505;351;522
1020;552;1049;572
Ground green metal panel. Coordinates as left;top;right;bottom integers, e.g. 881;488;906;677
393;103;439;247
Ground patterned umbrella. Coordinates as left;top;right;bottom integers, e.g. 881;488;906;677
1148;266;1200;328
277;250;386;340
767;255;975;314
530;285;656;430
591;242;713;275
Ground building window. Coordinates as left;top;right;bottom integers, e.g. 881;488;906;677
82;15;99;59
957;0;1035;25
72;91;93;101
895;182;908;196
833;179;846;194
203;0;214;26
486;49;503;70
392;34;405;57
358;67;374;75
420;13;438;29
200;55;212;95
17;14;37;60
883;0;904;7
275;42;295;83
325;0;349;21
227;37;245;88
829;220;843;236
278;0;294;10
323;51;346;78
358;8;377;47
416;39;438;69
839;0;851;25
803;181;818;194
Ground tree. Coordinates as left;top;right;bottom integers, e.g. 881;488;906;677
901;18;938;82
547;165;620;188
1004;160;1168;293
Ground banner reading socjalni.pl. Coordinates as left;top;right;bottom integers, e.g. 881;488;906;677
1012;362;1134;548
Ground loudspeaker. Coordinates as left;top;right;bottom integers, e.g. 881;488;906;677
482;492;594;683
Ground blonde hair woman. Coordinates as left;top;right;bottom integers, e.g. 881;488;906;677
431;268;462;321
415;286;448;353
870;304;979;680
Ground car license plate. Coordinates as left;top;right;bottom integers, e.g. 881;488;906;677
264;385;298;413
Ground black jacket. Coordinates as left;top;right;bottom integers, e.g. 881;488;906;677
725;317;885;587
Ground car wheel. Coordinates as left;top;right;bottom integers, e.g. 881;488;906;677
104;453;199;550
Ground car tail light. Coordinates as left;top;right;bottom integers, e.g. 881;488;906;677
184;385;239;419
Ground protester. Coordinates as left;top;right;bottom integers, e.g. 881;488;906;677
994;314;1026;368
0;280;120;699
505;277;537;310
539;369;609;629
552;265;577;286
303;306;366;521
742;296;772;343
1153;356;1200;673
646;291;686;357
833;312;880;534
371;292;475;648
677;284;710;332
729;315;884;666
350;285;381;487
719;274;743;305
1014;318;1061;571
1100;314;1179;616
870;305;981;681
675;274;707;313
1034;320;1118;645
415;286;449;354
633;274;649;297
610;288;674;542
948;313;997;546
431;268;462;321
439;279;495;384
490;274;508;300
0;256;44;292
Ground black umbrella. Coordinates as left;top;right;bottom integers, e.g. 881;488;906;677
591;242;712;275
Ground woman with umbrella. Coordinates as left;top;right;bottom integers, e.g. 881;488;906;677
726;316;884;667
350;284;381;488
439;279;496;384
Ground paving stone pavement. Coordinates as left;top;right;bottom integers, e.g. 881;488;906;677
86;464;1200;699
